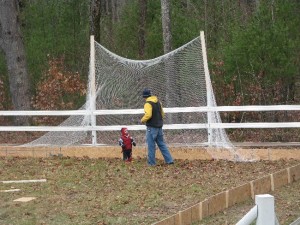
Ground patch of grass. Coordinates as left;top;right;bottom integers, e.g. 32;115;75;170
0;157;299;224
198;180;300;225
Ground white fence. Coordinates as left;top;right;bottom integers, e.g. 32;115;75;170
0;105;299;132
236;194;279;225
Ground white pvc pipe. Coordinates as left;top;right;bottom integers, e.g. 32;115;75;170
290;216;300;225
90;35;97;145
0;189;21;192
200;31;213;147
1;179;47;184
236;205;257;225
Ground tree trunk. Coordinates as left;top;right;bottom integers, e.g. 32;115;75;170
90;0;101;42
255;0;260;10
106;0;114;49
160;0;180;123
294;75;300;103
0;0;31;125
111;0;118;23
138;0;147;59
239;0;256;23
160;0;172;54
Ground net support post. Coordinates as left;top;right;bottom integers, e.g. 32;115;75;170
90;35;97;145
200;31;212;147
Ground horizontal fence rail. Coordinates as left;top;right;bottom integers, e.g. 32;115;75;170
0;105;299;132
0;123;300;132
1;105;300;116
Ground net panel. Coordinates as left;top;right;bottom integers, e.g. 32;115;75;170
25;35;238;159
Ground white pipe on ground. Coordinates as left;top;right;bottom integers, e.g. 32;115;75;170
236;205;257;225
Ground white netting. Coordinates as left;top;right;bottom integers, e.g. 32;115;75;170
24;33;241;160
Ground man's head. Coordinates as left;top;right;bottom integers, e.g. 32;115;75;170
142;88;152;98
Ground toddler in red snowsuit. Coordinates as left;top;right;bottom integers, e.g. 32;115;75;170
118;128;136;162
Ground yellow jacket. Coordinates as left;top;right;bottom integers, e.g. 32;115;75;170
141;96;165;123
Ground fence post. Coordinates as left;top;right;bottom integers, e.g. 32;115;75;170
255;194;275;225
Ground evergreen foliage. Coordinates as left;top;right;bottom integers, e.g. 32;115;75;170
113;1;141;59
222;0;300;104
234;3;295;79
0;0;299;111
21;0;90;87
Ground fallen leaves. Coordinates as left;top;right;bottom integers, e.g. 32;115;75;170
0;156;299;225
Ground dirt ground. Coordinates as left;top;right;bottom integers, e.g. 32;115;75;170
1;144;300;161
0;154;299;225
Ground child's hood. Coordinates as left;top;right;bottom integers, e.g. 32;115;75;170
121;127;128;136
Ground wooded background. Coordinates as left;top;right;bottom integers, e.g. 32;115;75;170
0;0;299;131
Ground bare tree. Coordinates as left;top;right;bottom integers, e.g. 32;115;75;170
160;0;172;53
160;0;181;124
239;0;257;23
0;0;31;125
104;0;114;48
90;0;101;42
111;0;118;23
138;0;147;59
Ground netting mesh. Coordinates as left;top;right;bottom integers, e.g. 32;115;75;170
24;35;239;159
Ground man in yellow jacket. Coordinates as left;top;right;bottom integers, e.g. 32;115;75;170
141;88;174;166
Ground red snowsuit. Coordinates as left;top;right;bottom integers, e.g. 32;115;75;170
118;128;136;162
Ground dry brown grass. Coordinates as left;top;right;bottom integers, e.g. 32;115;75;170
0;156;299;225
